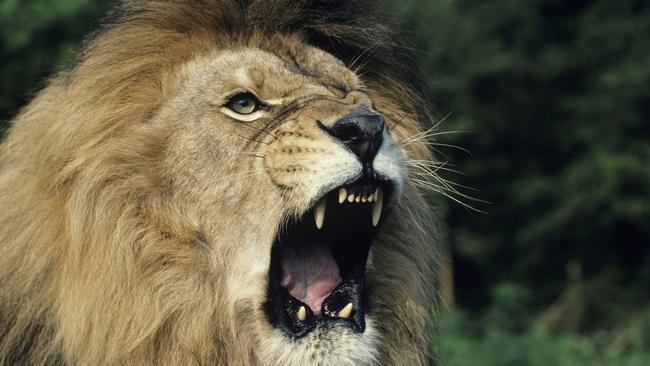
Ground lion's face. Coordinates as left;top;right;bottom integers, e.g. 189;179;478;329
157;45;406;364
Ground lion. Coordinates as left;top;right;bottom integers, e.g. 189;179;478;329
0;0;442;365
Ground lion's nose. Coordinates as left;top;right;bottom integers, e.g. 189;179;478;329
319;113;385;164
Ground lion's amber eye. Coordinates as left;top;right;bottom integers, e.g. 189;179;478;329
226;93;263;115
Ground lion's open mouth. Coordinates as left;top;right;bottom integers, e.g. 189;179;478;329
265;179;393;338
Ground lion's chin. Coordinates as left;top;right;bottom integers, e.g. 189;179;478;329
264;178;394;339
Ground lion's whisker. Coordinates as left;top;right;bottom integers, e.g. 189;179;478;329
410;170;477;191
408;179;485;213
239;121;278;141
389;112;411;130
406;160;467;177
410;171;479;193
422;142;474;157
407;176;488;212
399;111;454;145
348;40;382;74
242;152;266;159
231;130;271;146
406;159;482;194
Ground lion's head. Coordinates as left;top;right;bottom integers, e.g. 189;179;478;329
0;1;440;365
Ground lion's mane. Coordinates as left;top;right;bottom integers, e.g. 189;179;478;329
0;1;440;365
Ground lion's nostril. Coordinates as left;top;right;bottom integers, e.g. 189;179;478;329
318;113;385;164
331;122;363;142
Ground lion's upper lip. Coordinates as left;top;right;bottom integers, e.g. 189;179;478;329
265;179;393;338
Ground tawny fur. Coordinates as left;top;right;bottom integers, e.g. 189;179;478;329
0;1;441;365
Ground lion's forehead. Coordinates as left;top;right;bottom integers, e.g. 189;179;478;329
197;45;361;101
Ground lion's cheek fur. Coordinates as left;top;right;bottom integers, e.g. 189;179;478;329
52;176;280;365
20;118;275;365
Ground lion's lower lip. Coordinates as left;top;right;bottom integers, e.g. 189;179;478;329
265;179;393;338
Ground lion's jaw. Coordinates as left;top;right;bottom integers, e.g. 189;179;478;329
162;47;405;364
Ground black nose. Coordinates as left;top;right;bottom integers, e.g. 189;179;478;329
319;113;385;164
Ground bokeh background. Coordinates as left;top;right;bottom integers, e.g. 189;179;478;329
1;0;649;365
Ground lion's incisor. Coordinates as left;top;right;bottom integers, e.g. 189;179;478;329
0;1;441;365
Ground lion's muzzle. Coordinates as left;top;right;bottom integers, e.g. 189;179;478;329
261;87;406;342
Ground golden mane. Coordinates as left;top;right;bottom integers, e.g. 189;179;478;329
0;1;440;365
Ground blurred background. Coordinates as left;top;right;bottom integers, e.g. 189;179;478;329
1;0;648;364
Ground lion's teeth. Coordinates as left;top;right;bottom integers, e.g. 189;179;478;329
338;188;348;204
348;194;355;203
355;195;361;203
314;197;327;229
371;187;383;227
297;306;307;321
368;194;374;203
338;303;353;319
361;195;368;203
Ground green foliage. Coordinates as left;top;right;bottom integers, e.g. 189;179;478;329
440;313;650;366
439;285;650;366
381;0;650;328
0;0;112;127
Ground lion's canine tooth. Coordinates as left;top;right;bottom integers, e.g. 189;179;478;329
297;306;307;321
372;187;383;227
348;194;355;203
314;197;327;229
338;303;353;319
339;188;348;204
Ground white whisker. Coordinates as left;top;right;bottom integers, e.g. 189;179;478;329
399;111;454;146
406;176;486;213
406;160;459;173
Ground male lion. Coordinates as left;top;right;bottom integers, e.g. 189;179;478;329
0;0;442;365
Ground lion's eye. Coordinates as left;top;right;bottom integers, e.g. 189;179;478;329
226;93;264;115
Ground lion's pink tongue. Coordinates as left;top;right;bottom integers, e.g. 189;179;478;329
280;241;342;315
